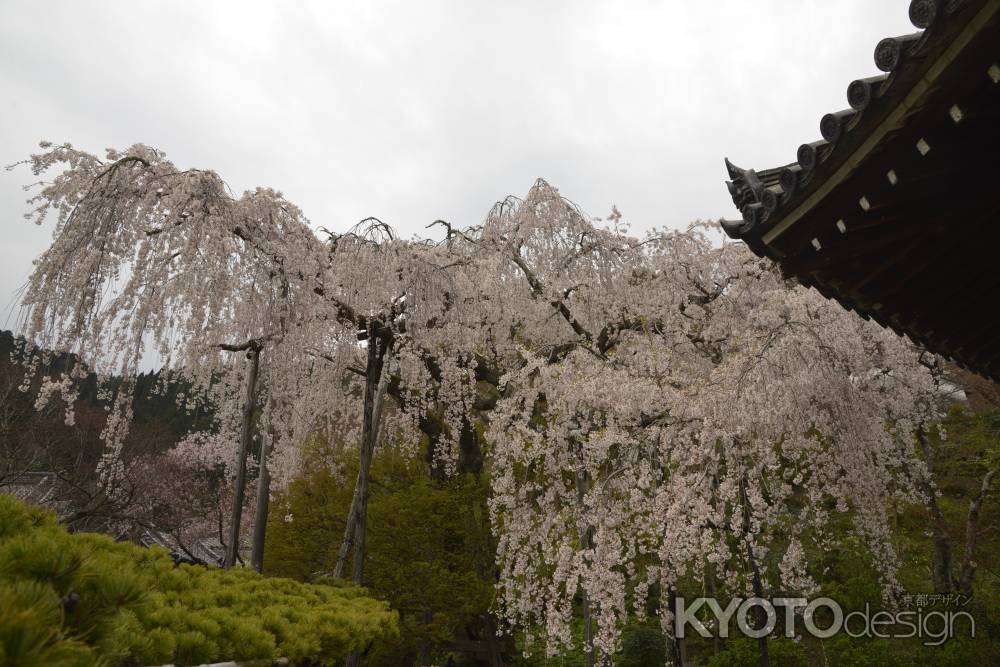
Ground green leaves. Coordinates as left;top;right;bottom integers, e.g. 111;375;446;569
265;447;496;665
0;494;397;665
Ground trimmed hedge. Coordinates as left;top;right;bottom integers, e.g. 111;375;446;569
0;494;397;666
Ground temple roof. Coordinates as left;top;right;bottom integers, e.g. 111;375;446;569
721;0;1000;381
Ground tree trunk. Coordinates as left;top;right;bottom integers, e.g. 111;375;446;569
342;333;391;667
576;467;596;667
928;495;955;593
333;334;392;579
739;475;769;667
916;428;954;593
748;547;769;667
958;468;996;594
250;432;271;571
332;499;357;577
352;338;390;584
582;591;594;667
418;610;433;666
332;476;360;578
707;565;721;657
483;613;506;667
224;346;260;570
666;586;684;667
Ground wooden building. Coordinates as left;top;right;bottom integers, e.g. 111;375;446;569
721;0;1000;380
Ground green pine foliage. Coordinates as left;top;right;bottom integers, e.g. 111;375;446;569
0;494;397;666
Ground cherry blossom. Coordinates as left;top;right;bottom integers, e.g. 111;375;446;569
11;148;953;666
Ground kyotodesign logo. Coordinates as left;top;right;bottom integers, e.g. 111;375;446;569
674;596;975;646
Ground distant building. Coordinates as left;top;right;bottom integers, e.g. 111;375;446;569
3;473;246;567
137;529;236;567
4;471;69;514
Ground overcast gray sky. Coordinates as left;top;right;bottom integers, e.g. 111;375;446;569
0;1;915;323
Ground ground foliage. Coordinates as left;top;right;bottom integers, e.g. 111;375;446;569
0;494;397;666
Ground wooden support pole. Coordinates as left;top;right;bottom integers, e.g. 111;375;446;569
224;345;260;570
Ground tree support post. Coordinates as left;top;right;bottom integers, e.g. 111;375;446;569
224;344;260;569
250;430;272;571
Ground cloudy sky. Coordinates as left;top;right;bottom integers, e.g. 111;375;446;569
0;1;915;324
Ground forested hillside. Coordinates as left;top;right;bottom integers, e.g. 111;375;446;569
0;330;226;546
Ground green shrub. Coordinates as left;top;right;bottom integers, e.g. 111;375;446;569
0;493;397;666
617;622;667;667
707;637;808;667
266;448;497;666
